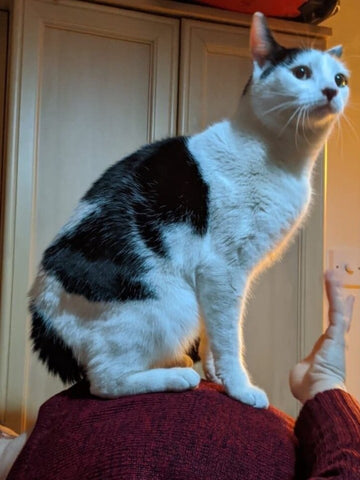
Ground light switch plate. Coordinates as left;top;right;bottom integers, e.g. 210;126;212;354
327;248;360;288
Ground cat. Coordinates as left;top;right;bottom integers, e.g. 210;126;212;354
29;12;349;408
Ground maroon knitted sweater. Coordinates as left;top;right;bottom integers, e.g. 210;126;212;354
7;381;360;479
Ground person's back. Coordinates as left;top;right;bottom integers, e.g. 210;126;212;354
5;381;297;480
2;272;360;479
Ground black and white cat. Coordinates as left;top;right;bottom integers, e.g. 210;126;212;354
29;12;349;408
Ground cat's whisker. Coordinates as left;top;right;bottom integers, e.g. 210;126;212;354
302;108;312;145
265;90;296;97
249;91;294;103
262;101;297;116
264;91;298;100
305;107;315;135
341;113;360;142
298;38;307;50
279;106;301;136
302;37;318;51
294;106;309;148
307;107;316;131
345;103;360;112
295;107;302;149
300;107;311;145
335;115;344;155
299;38;314;50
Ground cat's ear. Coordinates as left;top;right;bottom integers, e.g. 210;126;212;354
250;12;279;68
327;45;343;58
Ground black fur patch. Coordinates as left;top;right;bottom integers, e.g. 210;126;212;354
42;234;152;303
42;136;209;303
260;47;305;79
242;75;253;96
30;305;84;384
187;337;201;363
242;47;305;94
132;137;209;255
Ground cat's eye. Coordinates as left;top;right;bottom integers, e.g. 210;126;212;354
335;73;348;88
292;65;312;80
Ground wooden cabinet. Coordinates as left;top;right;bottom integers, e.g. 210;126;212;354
0;0;329;431
0;11;7;176
1;0;179;430
180;18;325;415
0;7;9;427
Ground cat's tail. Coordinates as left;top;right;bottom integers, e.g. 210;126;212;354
30;304;85;384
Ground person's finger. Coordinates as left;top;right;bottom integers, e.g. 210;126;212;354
326;293;354;339
325;269;342;287
325;270;341;305
325;270;349;322
325;270;342;313
344;295;355;332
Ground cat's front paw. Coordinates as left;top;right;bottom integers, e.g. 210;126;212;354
201;357;222;385
226;383;269;409
204;369;222;384
167;367;201;391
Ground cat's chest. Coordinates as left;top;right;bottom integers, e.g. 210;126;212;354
210;168;311;250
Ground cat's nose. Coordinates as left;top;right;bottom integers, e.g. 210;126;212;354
322;88;338;102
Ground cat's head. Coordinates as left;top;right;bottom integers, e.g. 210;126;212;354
245;13;349;135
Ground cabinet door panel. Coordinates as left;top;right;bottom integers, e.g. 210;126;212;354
1;0;179;431
0;10;9;415
179;19;325;417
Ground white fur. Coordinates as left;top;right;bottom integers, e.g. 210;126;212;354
30;45;349;407
59;200;101;237
183;48;349;406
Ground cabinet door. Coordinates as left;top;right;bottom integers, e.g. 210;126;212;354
0;10;8;423
1;0;179;431
0;11;7;177
179;19;325;417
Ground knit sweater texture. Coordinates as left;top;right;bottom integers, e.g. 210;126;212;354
7;381;360;479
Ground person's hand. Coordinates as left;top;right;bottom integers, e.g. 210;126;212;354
0;429;27;480
289;270;355;404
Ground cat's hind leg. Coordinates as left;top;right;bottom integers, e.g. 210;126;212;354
84;291;201;398
88;365;200;398
163;354;194;368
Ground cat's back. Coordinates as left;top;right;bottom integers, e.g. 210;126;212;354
29;136;212;384
84;136;208;216
33;136;211;303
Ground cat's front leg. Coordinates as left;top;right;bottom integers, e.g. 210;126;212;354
196;262;269;408
199;323;221;384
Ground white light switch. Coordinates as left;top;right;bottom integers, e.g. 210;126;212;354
327;248;360;288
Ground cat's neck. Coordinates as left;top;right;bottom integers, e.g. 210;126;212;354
231;95;333;176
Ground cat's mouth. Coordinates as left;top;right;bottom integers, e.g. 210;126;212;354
310;103;338;118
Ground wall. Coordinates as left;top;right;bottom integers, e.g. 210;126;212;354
324;1;360;401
